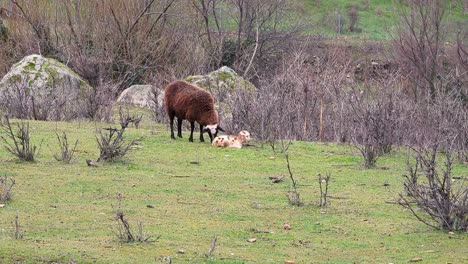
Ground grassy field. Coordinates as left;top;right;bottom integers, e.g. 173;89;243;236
295;0;467;39
0;116;467;263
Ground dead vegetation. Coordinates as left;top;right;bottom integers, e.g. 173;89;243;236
0;174;15;202
0;115;41;162
113;193;156;243
96;107;142;162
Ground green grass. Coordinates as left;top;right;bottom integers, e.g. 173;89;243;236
294;0;467;40
0;118;467;263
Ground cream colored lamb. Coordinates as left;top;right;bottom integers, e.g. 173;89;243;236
212;130;251;149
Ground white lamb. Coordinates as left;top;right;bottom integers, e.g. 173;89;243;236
212;130;251;149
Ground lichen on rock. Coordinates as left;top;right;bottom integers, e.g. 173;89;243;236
0;54;92;120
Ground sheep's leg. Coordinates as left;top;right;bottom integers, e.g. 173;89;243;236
177;118;183;138
208;131;213;143
199;124;205;142
169;116;175;139
189;121;195;142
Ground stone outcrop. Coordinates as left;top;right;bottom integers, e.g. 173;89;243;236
185;66;256;130
0;54;92;120
116;85;157;109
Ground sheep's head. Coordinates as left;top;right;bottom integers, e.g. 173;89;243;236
238;130;251;144
204;124;225;142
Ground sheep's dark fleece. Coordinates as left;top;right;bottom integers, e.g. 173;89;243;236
164;80;224;142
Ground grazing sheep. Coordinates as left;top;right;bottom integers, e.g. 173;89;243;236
212;130;251;149
164;80;224;142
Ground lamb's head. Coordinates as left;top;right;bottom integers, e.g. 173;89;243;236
238;130;251;144
204;124;225;142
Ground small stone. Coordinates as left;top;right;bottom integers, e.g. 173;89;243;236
285;261;295;264
410;258;423;262
283;223;291;230
178;249;185;254
247;238;257;243
448;232;455;235
0;204;5;208
315;222;320;225
146;205;154;208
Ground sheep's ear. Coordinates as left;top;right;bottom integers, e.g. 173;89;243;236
217;126;225;132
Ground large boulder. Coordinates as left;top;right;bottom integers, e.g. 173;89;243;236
0;54;93;120
185;66;256;130
116;85;159;109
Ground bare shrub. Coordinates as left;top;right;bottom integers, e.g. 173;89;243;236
11;213;25;240
96;107;142;162
85;82;119;122
113;193;155;243
0;174;15;202
400;145;467;231
193;0;299;77
0;79;30;119
281;140;303;206
346;77;403;168
1;0;207;93
401;78;468;163
397;72;467;231
348;6;359;32
318;173;331;207
53;131;78;163
393;0;448;100
0;115;41;162
150;84;166;124
227;42;354;145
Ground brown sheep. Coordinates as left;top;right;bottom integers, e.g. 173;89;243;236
164;80;224;142
212;130;251;149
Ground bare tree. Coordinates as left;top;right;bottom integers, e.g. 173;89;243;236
393;0;447;100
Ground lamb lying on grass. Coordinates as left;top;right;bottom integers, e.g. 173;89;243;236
212;130;251;149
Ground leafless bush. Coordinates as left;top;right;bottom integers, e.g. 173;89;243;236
0;79;30;119
113;193;155;243
150;85;166;124
1;0;205;91
346;78;403;168
318;173;331;207
193;0;300;77
0;115;41;162
0;174;15;202
401;78;468;163
226;42;353;144
96;107;142;162
397;73;467;231
11;213;25;240
85;82;119;122
348;6;359;32
282;140;303;206
393;0;448;100
400;145;467;231
53;131;78;163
